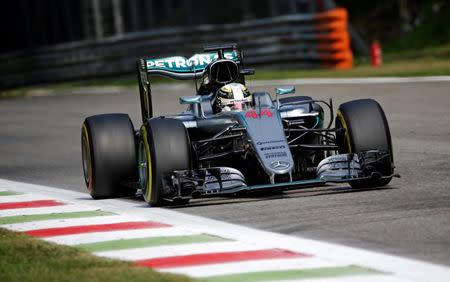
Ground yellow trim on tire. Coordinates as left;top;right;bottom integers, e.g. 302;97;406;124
336;110;352;153
82;123;93;193
140;126;153;203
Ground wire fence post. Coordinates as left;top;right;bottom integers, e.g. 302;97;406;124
112;0;124;36
92;0;104;40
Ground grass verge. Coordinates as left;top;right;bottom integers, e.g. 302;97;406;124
0;228;194;282
255;44;450;79
254;57;450;80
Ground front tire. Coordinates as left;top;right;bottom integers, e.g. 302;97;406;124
139;118;191;206
81;114;137;199
335;99;394;188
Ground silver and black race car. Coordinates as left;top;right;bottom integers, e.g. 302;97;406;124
81;43;398;206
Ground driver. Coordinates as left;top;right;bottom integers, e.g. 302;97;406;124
216;83;252;112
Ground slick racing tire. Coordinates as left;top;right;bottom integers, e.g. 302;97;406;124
335;99;393;188
81;114;137;199
139;118;191;206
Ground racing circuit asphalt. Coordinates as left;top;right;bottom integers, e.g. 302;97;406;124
0;80;449;266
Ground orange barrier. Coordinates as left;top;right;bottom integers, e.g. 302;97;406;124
315;8;354;69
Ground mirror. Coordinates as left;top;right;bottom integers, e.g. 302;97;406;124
275;86;295;95
240;68;255;76
180;95;201;105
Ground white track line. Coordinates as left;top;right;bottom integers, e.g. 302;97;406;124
162;257;343;277
248;76;450;87
95;241;264;261
0;179;449;282
276;275;413;282
0;193;54;203
2;215;151;232
0;204;101;217
45;226;201;245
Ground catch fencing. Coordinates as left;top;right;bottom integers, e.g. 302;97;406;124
0;8;352;89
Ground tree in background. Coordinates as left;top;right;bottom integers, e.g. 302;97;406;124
336;0;449;48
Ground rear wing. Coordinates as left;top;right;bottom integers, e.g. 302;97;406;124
137;44;243;122
143;50;240;79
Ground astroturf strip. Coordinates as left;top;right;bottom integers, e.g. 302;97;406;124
0;191;21;196
200;265;384;282
77;234;229;252
0;210;115;225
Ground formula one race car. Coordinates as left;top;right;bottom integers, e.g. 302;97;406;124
81;43;397;206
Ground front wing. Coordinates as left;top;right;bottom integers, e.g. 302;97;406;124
161;150;396;201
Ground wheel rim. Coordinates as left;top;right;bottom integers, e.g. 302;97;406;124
81;124;93;192
336;110;352;153
139;126;153;204
138;141;148;195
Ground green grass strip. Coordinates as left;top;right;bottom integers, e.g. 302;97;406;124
0;210;115;225
0;191;21;196
0;228;194;282
78;234;228;252
201;265;384;282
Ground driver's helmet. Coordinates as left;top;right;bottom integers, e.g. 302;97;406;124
217;83;251;111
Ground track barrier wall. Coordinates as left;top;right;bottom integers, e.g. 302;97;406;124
0;8;353;89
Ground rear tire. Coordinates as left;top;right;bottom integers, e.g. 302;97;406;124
335;99;393;188
139;118;191;206
81;114;137;199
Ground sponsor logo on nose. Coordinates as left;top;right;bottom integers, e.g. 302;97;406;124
270;161;290;170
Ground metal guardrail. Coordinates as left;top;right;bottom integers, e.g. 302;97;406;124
0;8;352;89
